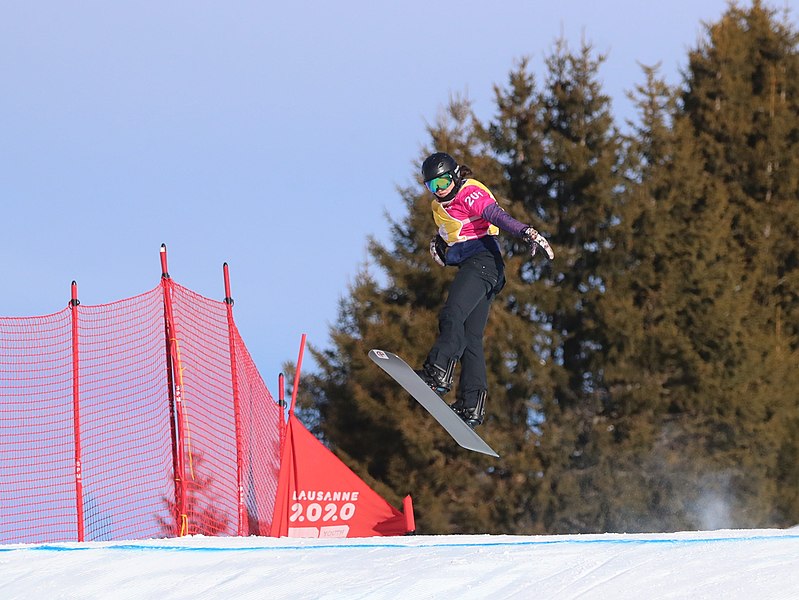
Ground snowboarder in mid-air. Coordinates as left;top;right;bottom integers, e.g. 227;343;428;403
416;152;554;428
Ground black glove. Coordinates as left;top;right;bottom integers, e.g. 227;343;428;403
521;227;554;260
430;235;447;267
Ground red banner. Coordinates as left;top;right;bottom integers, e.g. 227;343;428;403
270;415;412;538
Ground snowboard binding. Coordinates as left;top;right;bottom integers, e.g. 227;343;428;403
450;390;487;428
415;359;456;396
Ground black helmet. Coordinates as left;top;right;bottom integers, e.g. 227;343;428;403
421;152;459;182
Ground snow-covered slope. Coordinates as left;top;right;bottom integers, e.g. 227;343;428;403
2;529;799;599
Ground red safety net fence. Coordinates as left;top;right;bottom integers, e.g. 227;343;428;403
0;250;413;543
0;278;281;543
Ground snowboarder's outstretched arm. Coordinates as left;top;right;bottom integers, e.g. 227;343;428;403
481;204;555;260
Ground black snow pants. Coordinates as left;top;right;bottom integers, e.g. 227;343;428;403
425;250;505;403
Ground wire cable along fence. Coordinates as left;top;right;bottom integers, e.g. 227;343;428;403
0;246;282;543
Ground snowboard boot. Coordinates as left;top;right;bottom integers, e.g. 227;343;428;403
415;359;456;397
450;390;487;428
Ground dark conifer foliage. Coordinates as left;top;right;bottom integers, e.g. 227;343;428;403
654;0;799;527
300;2;799;534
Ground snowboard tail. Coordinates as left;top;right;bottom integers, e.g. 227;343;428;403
368;349;499;458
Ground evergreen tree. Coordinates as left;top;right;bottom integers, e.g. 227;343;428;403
521;1;799;532
597;60;747;530
587;0;799;530
300;1;799;535
664;0;799;527
487;39;629;533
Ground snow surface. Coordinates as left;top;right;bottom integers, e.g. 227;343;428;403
2;529;799;599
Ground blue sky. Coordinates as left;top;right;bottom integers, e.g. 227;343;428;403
1;1;791;385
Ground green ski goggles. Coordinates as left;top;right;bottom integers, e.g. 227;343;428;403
425;172;454;193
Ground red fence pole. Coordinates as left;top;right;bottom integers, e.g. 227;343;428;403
70;281;85;542
223;262;246;536
288;334;306;416
160;244;188;536
403;495;416;535
278;373;286;449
